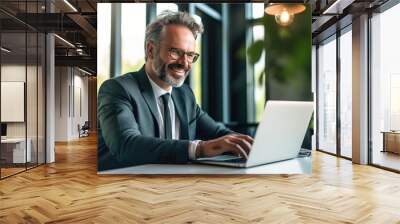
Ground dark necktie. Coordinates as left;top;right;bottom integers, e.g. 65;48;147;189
161;93;172;139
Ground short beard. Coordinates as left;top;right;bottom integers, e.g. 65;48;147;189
153;53;188;88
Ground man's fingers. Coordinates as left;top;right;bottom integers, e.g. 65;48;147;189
229;133;254;145
222;139;248;159
243;135;254;144
227;135;251;155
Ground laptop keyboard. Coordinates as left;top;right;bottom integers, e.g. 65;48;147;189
196;149;312;163
196;155;246;162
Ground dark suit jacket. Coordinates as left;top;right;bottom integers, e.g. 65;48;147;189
97;66;233;171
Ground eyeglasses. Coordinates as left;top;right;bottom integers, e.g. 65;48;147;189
167;48;200;63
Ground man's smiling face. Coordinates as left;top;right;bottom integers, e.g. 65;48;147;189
151;24;196;87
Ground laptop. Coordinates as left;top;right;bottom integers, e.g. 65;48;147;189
195;100;314;168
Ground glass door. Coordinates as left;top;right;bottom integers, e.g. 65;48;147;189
1;30;28;178
370;3;400;171
317;35;337;155
339;27;352;158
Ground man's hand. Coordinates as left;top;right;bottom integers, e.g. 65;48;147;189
195;134;254;159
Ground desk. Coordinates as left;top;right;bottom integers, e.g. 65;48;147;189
98;156;312;175
1;138;31;163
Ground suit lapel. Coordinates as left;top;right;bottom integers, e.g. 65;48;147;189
172;90;189;140
135;67;161;136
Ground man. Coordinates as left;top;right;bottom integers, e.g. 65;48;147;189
97;10;253;171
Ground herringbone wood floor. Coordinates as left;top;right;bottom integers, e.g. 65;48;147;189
1;135;400;224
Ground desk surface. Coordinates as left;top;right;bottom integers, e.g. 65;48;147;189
98;156;312;175
1;138;26;143
381;131;400;134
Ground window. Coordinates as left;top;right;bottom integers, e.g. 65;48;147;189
121;3;146;74
251;3;265;122
191;23;203;107
97;3;147;85
339;28;352;158
157;3;178;15
317;36;337;154
371;3;400;171
97;3;111;91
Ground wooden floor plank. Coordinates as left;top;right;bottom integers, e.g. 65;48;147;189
1;135;400;223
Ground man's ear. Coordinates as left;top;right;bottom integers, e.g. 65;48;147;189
146;42;154;59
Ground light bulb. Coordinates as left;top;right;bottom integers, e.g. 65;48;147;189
281;11;290;23
265;4;305;26
275;10;294;26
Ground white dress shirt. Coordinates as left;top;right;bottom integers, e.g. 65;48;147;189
146;73;199;160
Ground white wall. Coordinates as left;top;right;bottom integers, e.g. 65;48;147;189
55;67;89;141
55;66;69;141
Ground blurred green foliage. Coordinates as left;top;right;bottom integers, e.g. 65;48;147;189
243;4;312;101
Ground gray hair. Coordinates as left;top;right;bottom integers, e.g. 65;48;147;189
144;10;204;61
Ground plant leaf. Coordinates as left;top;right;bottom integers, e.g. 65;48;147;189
247;39;264;64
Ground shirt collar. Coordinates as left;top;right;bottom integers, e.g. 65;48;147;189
145;71;172;99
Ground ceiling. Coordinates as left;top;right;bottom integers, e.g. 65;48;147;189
0;0;97;74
